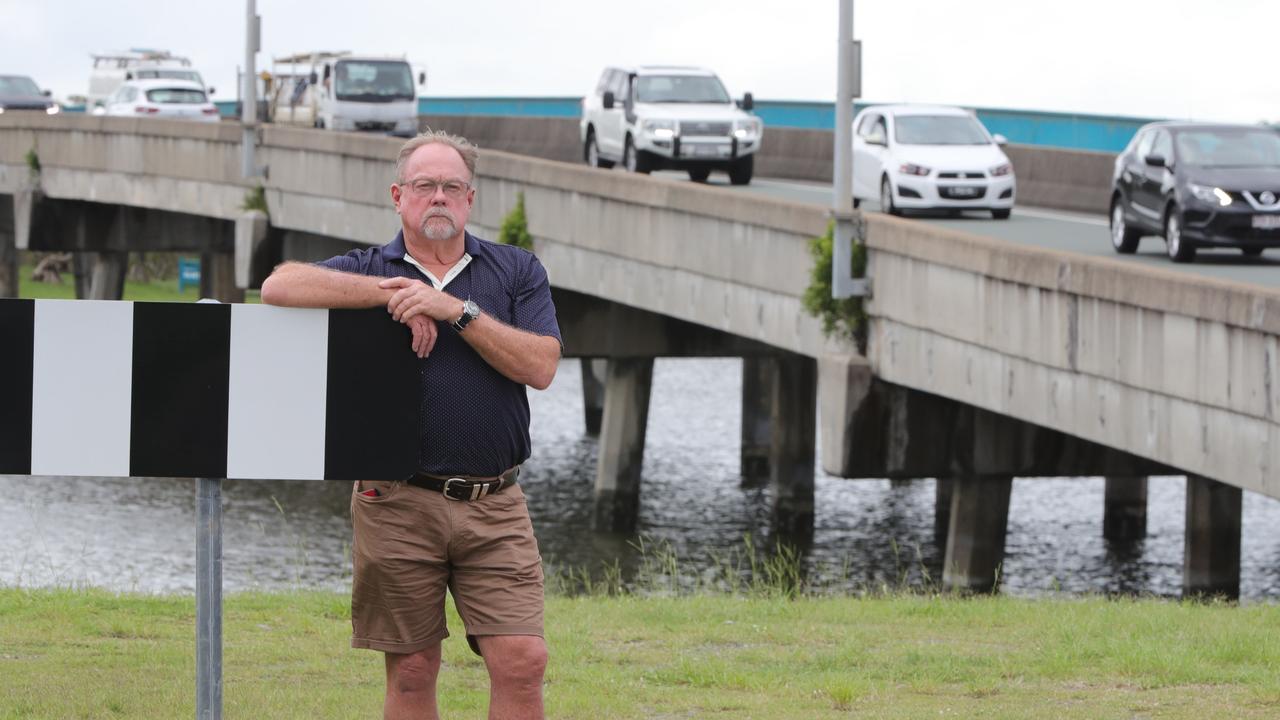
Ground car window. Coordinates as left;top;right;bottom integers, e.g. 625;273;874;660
606;71;627;102
147;88;207;104
0;76;41;96
1135;130;1155;159
894;115;990;145
856;113;880;137
634;75;730;104
1174;129;1280;168
595;69;612;96
1150;130;1173;160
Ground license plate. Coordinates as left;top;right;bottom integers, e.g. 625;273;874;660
947;186;979;197
1252;214;1280;229
689;145;720;158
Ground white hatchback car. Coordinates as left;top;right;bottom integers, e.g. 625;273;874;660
580;65;762;185
99;79;220;123
852;105;1015;219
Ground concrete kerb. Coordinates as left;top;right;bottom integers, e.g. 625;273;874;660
864;213;1280;335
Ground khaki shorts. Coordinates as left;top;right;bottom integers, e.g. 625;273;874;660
349;478;544;656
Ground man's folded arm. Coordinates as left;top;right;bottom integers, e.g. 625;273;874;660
260;261;393;308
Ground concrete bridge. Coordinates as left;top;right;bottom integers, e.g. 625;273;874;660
2;115;1276;597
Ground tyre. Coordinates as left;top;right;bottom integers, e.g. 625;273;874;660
688;168;711;183
728;155;753;185
1243;247;1265;257
1165;207;1196;263
623;136;651;174
1110;198;1140;253
584;129;614;169
992;208;1012;220
880;177;901;216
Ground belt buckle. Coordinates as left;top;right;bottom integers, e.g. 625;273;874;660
442;477;470;501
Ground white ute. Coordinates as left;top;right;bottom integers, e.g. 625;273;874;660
580;65;762;185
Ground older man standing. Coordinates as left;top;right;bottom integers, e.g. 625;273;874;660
261;130;561;720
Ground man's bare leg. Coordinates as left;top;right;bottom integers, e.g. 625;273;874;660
476;635;548;720
384;645;442;720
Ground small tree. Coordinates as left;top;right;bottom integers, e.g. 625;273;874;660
801;220;866;348
498;191;534;251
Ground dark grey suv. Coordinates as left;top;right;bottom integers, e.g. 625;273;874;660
0;75;60;116
1110;122;1280;263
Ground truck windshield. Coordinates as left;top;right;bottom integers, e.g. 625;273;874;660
895;116;991;145
0;76;42;96
335;61;414;103
635;75;730;104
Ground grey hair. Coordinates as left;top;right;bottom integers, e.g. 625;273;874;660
395;129;479;183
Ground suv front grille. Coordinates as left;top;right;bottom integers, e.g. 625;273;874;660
355;121;396;132
681;121;732;137
937;171;985;179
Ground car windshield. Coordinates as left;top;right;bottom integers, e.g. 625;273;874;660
0;76;42;96
135;69;203;84
146;88;207;104
895;115;990;145
1174;129;1280;168
635;75;730;104
335;60;414;102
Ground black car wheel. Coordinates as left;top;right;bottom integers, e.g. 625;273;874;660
1110;197;1141;254
1165;208;1196;263
728;155;753;185
880;177;901;216
1243;247;1265;257
688;168;711;183
585;129;614;169
624;136;651;174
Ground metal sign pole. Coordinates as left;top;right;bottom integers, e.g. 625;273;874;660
196;477;224;720
833;0;869;299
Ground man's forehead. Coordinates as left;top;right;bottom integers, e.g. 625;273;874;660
404;143;468;177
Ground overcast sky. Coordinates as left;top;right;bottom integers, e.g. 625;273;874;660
2;0;1275;123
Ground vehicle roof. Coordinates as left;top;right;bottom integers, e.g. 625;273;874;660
613;65;718;77
0;74;36;81
273;51;408;64
1137;120;1280;133
860;104;975;117
92;49;192;66
120;78;208;91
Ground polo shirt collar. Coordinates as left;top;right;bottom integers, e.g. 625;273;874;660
384;229;482;261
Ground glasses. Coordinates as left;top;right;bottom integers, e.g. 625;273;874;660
400;177;471;199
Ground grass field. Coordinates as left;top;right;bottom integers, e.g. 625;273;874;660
2;588;1279;719
17;255;260;303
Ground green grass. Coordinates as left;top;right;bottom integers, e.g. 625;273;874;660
18;258;260;303
2;588;1279;719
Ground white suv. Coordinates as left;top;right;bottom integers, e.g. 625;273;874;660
580;66;762;185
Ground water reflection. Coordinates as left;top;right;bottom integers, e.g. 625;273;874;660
3;358;1280;599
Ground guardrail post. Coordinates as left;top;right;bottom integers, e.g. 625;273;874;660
196;477;224;720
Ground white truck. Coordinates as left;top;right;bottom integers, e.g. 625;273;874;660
268;52;423;137
88;49;212;112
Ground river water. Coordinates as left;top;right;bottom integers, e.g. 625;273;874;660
3;358;1279;599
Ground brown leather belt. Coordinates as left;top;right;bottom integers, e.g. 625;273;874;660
407;466;520;501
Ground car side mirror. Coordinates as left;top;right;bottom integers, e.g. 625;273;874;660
42;89;52;97
309;72;319;85
206;87;216;96
741;92;754;111
602;91;615;110
992;133;1008;146
1145;154;1167;168
418;72;426;86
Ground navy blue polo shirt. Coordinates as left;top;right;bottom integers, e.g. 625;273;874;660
318;230;561;477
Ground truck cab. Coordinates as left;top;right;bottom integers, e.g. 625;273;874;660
270;52;424;138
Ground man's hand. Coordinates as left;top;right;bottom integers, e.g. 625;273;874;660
406;314;437;359
378;277;464;323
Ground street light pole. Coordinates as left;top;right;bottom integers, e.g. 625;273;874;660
832;0;867;299
241;0;260;179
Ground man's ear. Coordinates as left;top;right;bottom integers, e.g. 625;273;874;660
390;183;402;212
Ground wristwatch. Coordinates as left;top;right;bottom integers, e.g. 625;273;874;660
452;299;481;332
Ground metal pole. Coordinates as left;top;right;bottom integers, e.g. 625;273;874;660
833;0;854;214
241;0;258;179
196;477;223;720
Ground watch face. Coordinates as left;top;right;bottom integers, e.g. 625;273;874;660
463;300;480;318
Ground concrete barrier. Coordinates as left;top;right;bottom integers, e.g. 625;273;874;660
411;114;1114;215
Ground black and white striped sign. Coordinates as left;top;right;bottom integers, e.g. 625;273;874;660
0;300;419;481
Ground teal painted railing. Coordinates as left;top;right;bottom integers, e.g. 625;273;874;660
179;97;1165;153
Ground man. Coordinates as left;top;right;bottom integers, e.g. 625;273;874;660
261;130;561;720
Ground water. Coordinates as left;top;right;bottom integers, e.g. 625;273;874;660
4;358;1280;599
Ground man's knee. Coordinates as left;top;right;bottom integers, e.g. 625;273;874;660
387;646;442;694
481;636;548;686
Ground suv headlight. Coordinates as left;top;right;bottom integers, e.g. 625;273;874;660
733;118;762;139
642;119;678;139
1189;183;1232;207
46;105;61;115
989;163;1012;177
